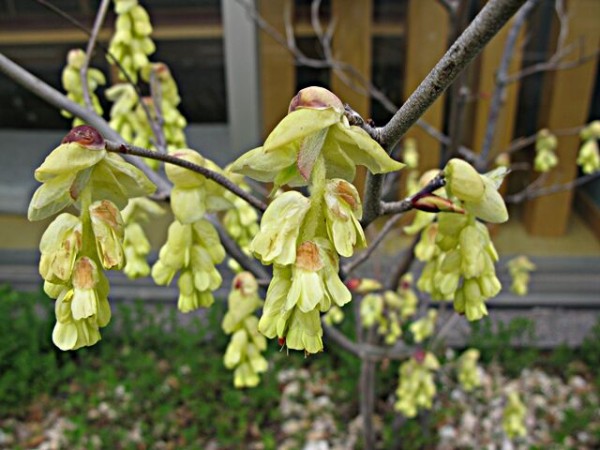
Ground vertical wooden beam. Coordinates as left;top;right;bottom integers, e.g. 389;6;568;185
331;0;372;117
524;0;600;236
258;0;295;139
222;0;261;151
403;0;449;171
331;0;373;196
470;18;524;156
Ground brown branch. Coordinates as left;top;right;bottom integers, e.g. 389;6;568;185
362;0;528;225
342;213;404;277
379;173;447;217
105;140;268;212
0;52;171;196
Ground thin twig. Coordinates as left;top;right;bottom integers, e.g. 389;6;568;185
505;171;600;203
379;173;447;217
342;213;404;277
478;0;541;168
81;0;110;111
33;0;165;153
0;52;171;196
104;140;268;212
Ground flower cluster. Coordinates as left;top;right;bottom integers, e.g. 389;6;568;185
61;49;105;126
507;255;536;296
457;349;481;391
358;275;420;345
30;126;155;350
121;198;164;279
414;159;507;321
229;87;403;353
141;63;188;149
152;149;228;312
577;121;600;174
395;351;440;418
503;391;527;438
222;272;268;388
108;0;155;82
534;129;558;172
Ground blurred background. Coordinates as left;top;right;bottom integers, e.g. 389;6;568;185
0;0;599;448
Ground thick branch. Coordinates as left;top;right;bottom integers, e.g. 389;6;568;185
378;0;527;151
362;0;526;224
0;52;171;196
105;140;267;212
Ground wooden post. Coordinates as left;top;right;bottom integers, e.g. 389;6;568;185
469;18;524;157
258;0;296;139
524;0;600;236
331;0;373;197
403;0;449;171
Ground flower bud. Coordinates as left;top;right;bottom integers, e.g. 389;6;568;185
288;86;344;113
444;158;485;203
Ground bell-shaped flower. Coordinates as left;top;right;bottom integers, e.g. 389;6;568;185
51;261;111;351
280;308;323;354
323;179;366;257
250;191;310;265
230;86;404;188
39;213;82;283
454;278;488;321
462;175;508;224
89;200;125;270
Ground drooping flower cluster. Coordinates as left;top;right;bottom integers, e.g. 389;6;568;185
108;0;155;82
503;391;527;438
141;63;188;149
61;49;105;127
507;255;536;296
121;198;164;279
152;149;229;312
534;129;558;172
222;272;268;388
457;349;481;391
230;87;403;353
357;274;420;345
29;126;155;350
414;159;508;321
409;309;437;343
395;351;440;418
577;121;600;174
